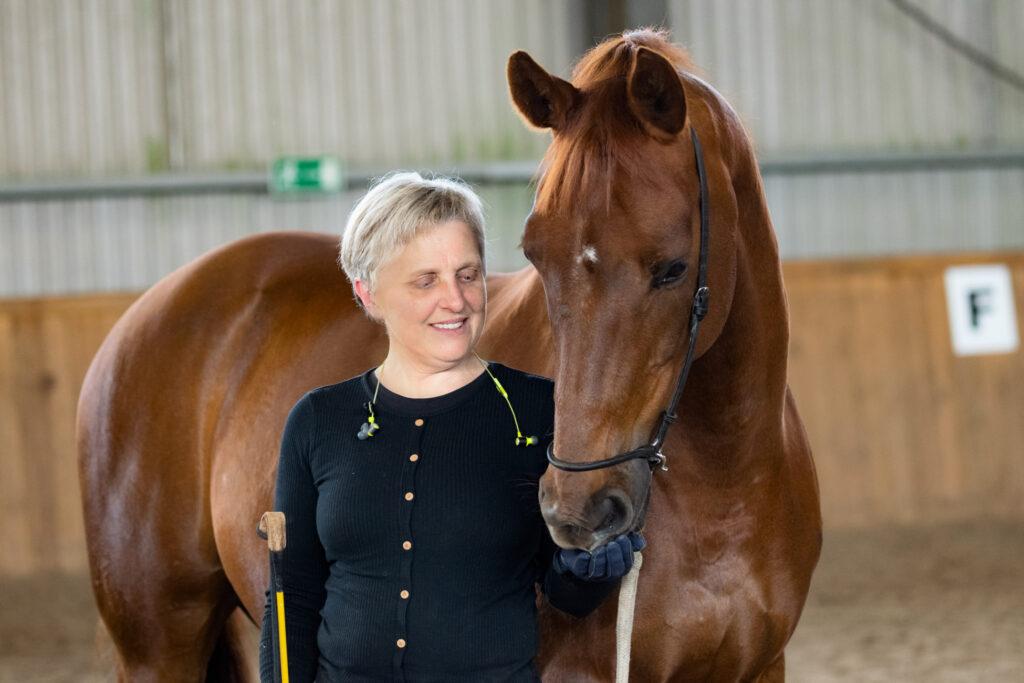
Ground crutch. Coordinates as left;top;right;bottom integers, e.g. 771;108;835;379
257;511;290;683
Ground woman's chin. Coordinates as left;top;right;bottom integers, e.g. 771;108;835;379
422;323;479;355
416;336;469;361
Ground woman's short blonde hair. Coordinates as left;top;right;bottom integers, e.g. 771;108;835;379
337;171;487;309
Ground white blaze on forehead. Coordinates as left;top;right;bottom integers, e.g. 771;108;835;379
576;245;599;265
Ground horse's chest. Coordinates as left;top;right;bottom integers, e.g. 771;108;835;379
675;573;808;679
540;559;776;682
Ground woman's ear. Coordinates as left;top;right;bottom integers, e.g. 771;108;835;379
353;279;382;321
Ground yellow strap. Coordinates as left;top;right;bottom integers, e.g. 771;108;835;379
276;590;290;683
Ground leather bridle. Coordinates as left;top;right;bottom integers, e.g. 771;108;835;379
546;126;711;474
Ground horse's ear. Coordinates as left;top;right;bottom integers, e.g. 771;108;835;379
627;46;687;141
507;51;580;131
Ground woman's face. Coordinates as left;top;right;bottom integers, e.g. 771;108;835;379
358;219;486;367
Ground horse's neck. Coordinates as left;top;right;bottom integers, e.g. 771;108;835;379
484;267;557;376
679;154;790;456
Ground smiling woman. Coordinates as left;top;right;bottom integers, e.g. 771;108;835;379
257;171;643;682
338;171;489;396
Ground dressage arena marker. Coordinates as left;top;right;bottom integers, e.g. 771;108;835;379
944;264;1019;356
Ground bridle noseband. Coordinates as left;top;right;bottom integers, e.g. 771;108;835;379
546;126;711;474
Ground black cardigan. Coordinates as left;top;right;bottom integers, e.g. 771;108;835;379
258;362;619;682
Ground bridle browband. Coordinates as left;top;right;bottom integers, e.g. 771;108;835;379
546;126;711;474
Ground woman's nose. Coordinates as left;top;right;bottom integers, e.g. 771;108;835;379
440;278;468;310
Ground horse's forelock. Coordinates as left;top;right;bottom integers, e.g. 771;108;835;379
571;27;697;85
534;28;698;215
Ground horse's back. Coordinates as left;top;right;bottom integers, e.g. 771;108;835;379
77;230;355;521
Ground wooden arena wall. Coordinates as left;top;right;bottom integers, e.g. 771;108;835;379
1;253;1022;575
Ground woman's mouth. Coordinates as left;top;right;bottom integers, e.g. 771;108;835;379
430;318;467;332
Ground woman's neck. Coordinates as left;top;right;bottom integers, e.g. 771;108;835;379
374;350;488;399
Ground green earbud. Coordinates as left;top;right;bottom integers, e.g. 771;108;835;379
357;404;379;440
358;365;384;440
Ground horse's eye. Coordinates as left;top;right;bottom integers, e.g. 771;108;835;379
651;260;687;288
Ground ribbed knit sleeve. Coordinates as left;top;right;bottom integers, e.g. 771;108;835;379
259;393;328;683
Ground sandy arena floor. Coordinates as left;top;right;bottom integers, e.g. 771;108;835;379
1;518;1021;682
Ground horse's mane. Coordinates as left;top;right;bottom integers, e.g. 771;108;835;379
535;28;700;215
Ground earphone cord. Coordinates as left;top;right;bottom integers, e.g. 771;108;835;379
474;352;526;442
367;362;383;424
366;352;533;444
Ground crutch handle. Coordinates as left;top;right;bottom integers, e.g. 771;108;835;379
258;511;287;552
258;511;291;683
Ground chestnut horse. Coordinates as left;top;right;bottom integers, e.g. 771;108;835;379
77;29;820;682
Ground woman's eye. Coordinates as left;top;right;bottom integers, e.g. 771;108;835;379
651;260;687;288
460;269;479;282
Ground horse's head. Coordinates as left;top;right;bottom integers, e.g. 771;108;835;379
508;29;739;550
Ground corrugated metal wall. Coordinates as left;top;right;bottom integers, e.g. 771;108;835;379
766;168;1024;259
164;0;577;169
17;1;1020;172
2;0;1023;298
0;0;578;179
5;167;1019;299
0;0;166;179
0;185;536;298
668;0;1024;151
666;0;1024;260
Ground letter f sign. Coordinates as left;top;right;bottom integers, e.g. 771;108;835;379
968;288;992;329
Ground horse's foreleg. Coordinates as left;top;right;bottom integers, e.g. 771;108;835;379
754;652;785;682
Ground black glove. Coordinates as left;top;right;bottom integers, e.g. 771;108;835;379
552;531;646;581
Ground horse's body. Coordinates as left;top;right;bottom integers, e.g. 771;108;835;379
78;29;819;682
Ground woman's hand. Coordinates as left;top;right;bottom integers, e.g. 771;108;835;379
552;531;646;581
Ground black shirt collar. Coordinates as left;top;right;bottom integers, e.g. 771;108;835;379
360;361;502;416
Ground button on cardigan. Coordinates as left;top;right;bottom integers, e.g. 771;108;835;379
258;362;620;683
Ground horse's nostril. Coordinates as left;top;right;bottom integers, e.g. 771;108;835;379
594;490;632;537
598;508;617;531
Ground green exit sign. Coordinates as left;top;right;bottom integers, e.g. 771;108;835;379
269;156;344;194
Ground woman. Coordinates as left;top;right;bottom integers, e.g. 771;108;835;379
258;172;644;682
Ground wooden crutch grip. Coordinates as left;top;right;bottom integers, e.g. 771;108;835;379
258;511;287;552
